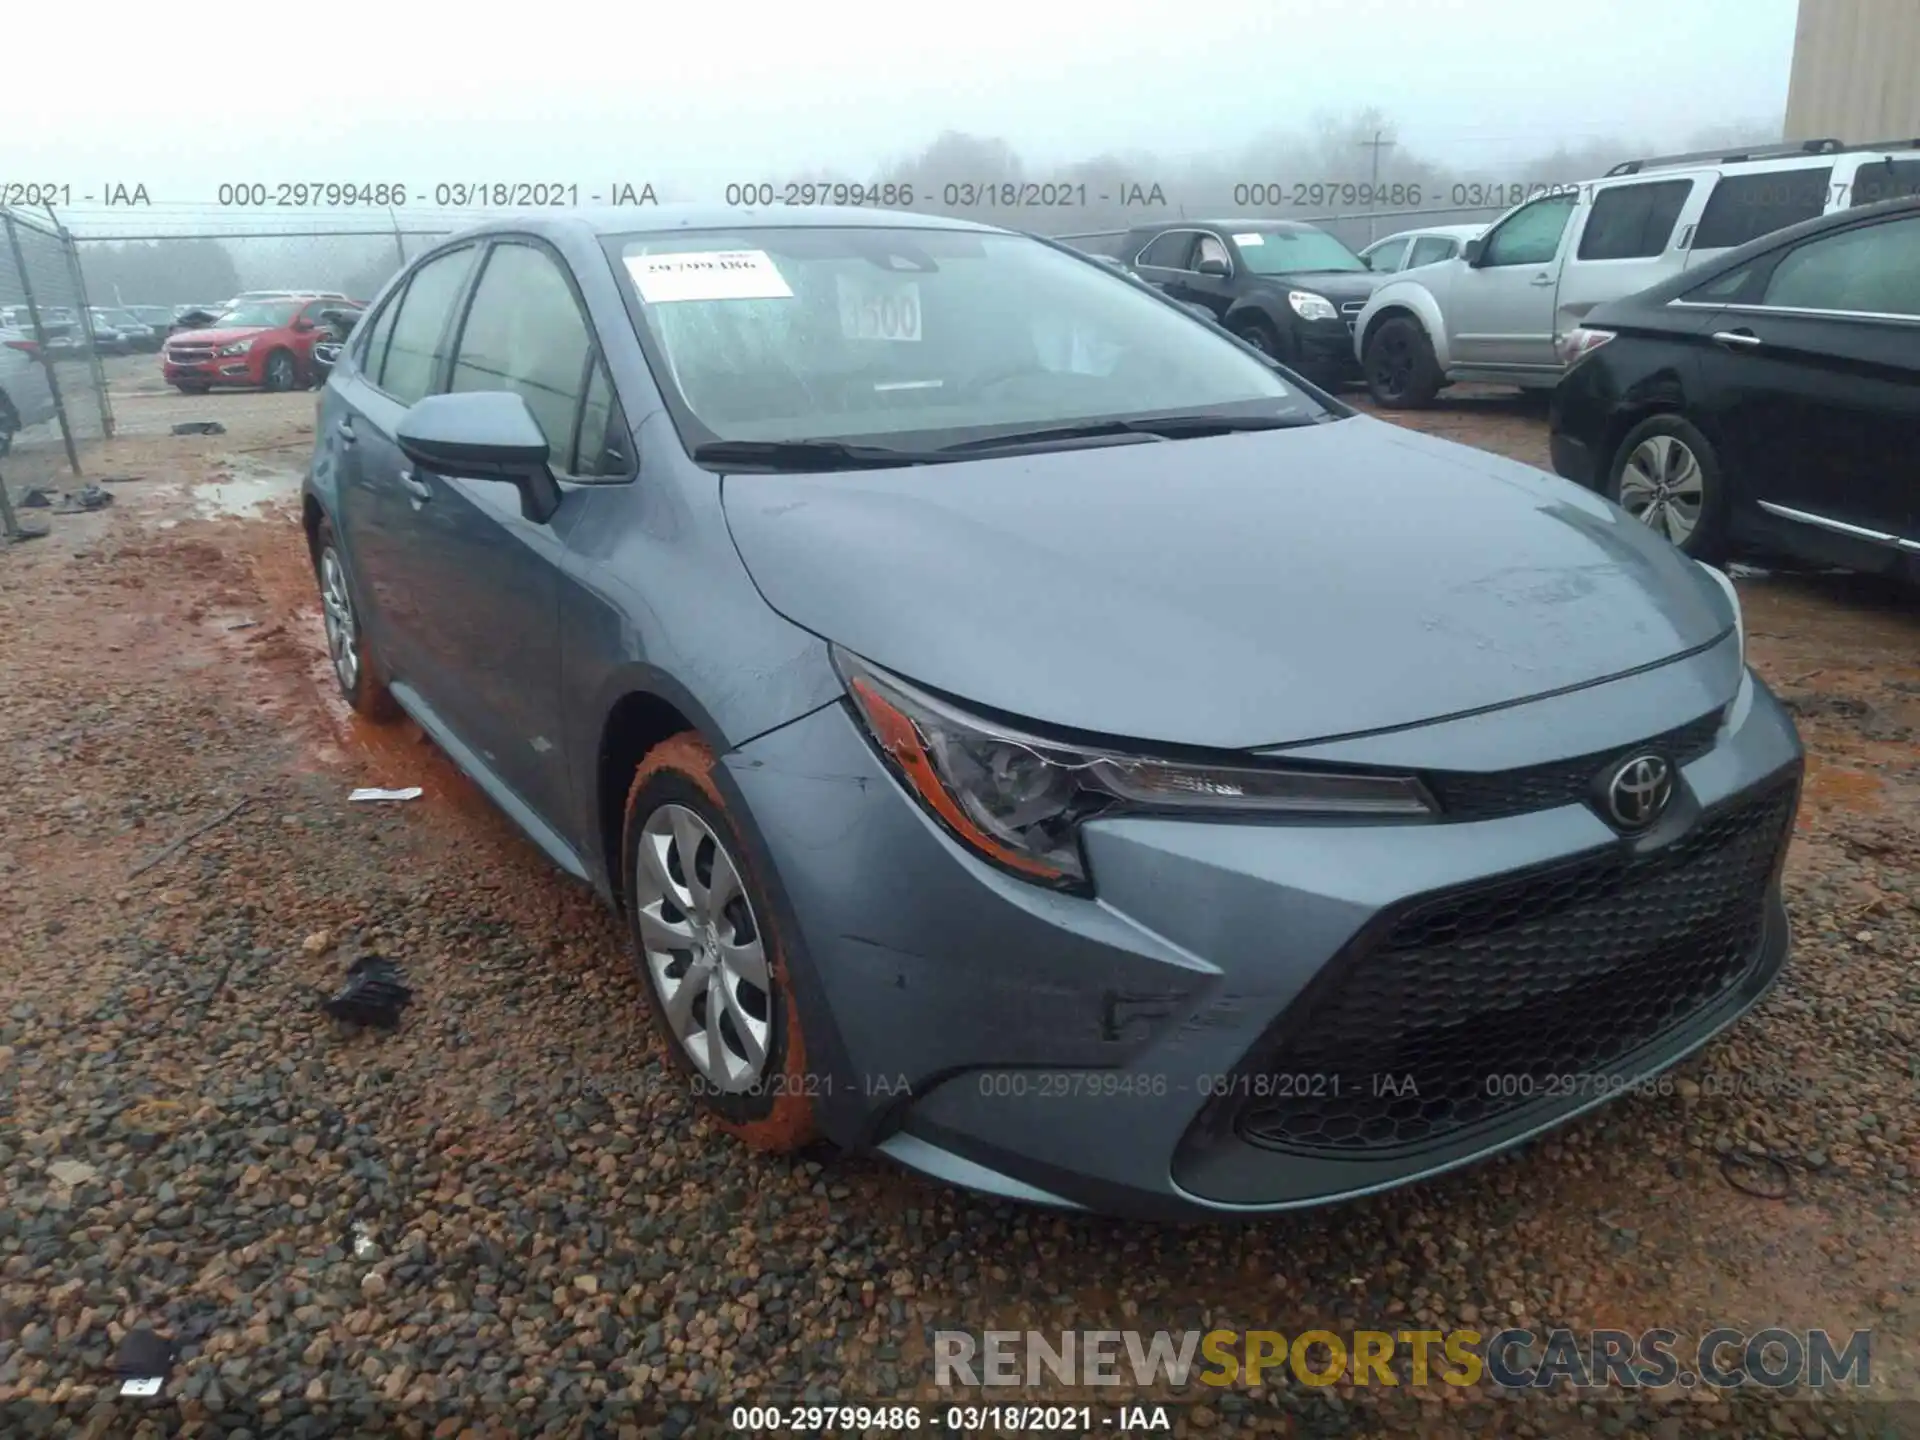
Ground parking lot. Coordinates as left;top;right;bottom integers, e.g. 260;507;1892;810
2;359;1917;1435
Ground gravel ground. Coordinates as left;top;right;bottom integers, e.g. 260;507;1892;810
1;371;1917;1438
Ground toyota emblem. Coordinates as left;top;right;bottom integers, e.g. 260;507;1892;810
1604;753;1674;831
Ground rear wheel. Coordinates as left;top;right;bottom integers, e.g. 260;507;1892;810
623;734;818;1152
1606;414;1730;562
1363;316;1443;408
311;516;400;720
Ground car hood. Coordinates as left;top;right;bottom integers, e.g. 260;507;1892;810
1248;270;1384;304
169;326;268;345
720;416;1731;751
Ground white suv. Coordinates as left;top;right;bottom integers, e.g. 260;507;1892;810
1352;138;1920;407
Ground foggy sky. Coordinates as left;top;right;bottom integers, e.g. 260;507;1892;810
8;0;1796;231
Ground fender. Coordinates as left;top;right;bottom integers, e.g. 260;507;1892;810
1353;279;1454;371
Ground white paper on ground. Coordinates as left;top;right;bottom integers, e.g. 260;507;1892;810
349;787;423;802
1231;232;1265;246
120;1378;163;1397
626;250;794;303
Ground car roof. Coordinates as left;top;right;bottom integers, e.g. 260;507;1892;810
435;204;1010;246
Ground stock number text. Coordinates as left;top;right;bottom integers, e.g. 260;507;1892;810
217;182;409;207
725;182;915;208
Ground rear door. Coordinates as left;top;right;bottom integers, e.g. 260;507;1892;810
329;243;481;695
1556;173;1706;334
1448;191;1579;371
1685;164;1835;265
1692;211;1920;549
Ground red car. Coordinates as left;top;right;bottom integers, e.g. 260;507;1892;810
162;295;365;394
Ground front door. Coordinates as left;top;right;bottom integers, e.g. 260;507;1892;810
396;238;605;830
1696;212;1920;551
1449;192;1579;373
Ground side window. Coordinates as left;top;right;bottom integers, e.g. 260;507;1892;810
449;242;594;465
1481;194;1579;267
1407;236;1454;267
379;247;479;404
1194;234;1231;270
1577;179;1694;260
572;359;633;478
1684;261;1764;304
1760;215;1920;317
352;291;402;378
1366;237;1411;272
1848;158;1920;208
1692;167;1834;250
1136;231;1194;269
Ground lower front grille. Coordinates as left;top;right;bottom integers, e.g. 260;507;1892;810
1234;778;1798;1155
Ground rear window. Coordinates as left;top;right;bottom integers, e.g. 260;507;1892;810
1692;166;1833;251
1577;179;1694;260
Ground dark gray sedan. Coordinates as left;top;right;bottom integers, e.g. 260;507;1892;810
302;205;1803;1219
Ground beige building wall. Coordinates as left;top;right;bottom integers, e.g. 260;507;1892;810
1783;0;1920;142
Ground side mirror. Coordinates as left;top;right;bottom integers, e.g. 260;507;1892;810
396;391;562;524
1196;257;1231;278
1462;237;1486;266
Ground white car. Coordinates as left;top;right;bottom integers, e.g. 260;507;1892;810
0;326;58;454
224;289;348;307
1350;137;1920;406
1358;224;1486;274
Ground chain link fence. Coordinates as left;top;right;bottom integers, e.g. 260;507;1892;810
0;207;117;504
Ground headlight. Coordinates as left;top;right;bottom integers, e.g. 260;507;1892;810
835;648;1436;891
218;339;253;356
1558;326;1616;365
1698;561;1746;668
1287;291;1338;322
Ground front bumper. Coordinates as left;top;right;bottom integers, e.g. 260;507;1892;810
1295;317;1362;383
164;353;257;385
724;656;1802;1219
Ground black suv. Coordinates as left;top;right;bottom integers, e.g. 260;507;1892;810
1117;220;1386;386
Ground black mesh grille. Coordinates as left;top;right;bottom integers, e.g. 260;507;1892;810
1422;710;1724;822
1234;778;1797;1155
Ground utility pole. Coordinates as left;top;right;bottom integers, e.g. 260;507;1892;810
1357;129;1396;244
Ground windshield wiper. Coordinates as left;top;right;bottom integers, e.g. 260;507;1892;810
938;413;1318;453
692;438;941;471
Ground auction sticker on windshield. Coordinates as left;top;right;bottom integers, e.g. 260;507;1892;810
626;249;794;303
1232;233;1265;246
836;273;922;342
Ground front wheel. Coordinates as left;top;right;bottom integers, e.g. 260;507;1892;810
1606;415;1730;562
1363;316;1443;408
1233;317;1284;360
262;349;298;392
623;734;818;1152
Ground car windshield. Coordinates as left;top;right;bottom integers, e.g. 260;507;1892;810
213;301;300;328
613;226;1322;447
1234;228;1368;275
103;309;139;325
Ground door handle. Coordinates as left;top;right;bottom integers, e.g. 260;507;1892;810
1711;329;1762;350
1529;273;1554;287
398;469;432;503
335;418;356;443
